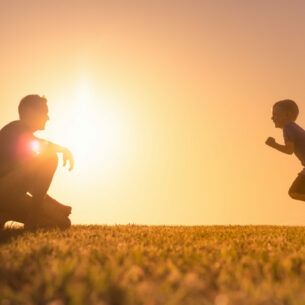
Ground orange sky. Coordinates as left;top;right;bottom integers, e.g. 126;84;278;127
2;1;305;225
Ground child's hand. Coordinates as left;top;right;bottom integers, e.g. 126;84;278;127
265;137;276;147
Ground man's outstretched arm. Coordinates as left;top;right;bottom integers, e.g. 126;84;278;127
48;141;74;171
36;139;74;171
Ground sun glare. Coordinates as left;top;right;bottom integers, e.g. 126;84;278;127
51;81;130;177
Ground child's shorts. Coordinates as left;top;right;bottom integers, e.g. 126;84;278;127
289;173;305;195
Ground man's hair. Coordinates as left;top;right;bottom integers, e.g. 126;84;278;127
18;95;47;119
274;99;299;121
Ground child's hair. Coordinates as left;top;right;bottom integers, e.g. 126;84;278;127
18;95;47;119
274;99;299;121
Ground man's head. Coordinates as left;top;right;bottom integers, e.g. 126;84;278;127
18;95;49;131
272;99;299;128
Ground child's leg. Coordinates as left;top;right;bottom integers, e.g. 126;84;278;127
288;174;305;201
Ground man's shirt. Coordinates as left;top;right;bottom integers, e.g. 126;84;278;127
0;120;37;177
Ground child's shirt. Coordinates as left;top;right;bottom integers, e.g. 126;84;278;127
283;122;305;168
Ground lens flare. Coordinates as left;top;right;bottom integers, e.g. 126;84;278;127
30;140;41;154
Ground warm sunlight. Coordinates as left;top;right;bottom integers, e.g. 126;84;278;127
4;0;305;226
48;80;131;176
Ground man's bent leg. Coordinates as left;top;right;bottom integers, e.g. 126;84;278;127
43;195;72;217
28;150;59;204
0;193;33;228
0;195;71;230
38;195;72;230
2;193;72;230
0;150;72;229
29;152;72;229
0;149;58;216
0;166;35;223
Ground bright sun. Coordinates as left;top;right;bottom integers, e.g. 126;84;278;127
48;81;130;175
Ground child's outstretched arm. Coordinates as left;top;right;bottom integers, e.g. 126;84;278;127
265;137;294;154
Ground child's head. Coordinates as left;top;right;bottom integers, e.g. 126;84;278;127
272;99;299;128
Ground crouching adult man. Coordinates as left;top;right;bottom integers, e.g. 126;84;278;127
0;94;74;230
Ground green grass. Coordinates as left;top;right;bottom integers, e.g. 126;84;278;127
1;225;305;305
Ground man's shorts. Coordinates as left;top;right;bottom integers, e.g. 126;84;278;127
289;173;305;195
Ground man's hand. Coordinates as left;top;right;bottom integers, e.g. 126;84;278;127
38;140;75;170
265;137;276;147
62;148;74;171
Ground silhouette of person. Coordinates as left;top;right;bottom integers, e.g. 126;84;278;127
0;95;74;229
266;99;305;202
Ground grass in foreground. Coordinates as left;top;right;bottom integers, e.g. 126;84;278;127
1;225;305;305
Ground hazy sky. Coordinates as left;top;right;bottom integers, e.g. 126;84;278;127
2;0;305;225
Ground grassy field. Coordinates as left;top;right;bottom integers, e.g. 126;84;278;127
1;225;305;305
